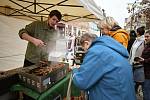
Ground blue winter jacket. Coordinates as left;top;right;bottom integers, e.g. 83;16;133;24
72;36;136;100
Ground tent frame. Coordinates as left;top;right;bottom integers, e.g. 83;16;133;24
0;0;99;21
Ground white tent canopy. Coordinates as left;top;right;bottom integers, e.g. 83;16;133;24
78;0;104;20
0;0;104;22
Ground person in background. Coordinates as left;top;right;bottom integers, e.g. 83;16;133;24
140;30;150;100
127;30;137;53
72;33;136;100
98;16;129;48
129;26;145;96
18;10;62;67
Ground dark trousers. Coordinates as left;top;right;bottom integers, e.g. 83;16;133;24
143;79;150;100
23;59;35;67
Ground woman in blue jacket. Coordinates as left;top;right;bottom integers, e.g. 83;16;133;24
72;33;136;100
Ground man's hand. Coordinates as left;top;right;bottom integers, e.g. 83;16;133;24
33;38;46;47
134;57;144;64
138;57;144;63
21;33;46;47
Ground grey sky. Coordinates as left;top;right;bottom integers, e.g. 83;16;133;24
94;0;136;27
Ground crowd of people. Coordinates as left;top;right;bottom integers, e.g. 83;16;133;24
71;17;150;100
19;9;150;100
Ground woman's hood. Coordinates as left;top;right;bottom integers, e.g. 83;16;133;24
91;36;129;58
109;25;130;40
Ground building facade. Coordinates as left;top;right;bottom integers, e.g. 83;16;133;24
125;0;150;31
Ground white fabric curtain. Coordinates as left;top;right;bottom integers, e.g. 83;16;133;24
77;0;104;20
0;15;31;71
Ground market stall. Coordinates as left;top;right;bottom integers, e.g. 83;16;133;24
0;62;83;100
11;73;81;100
0;0;103;99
